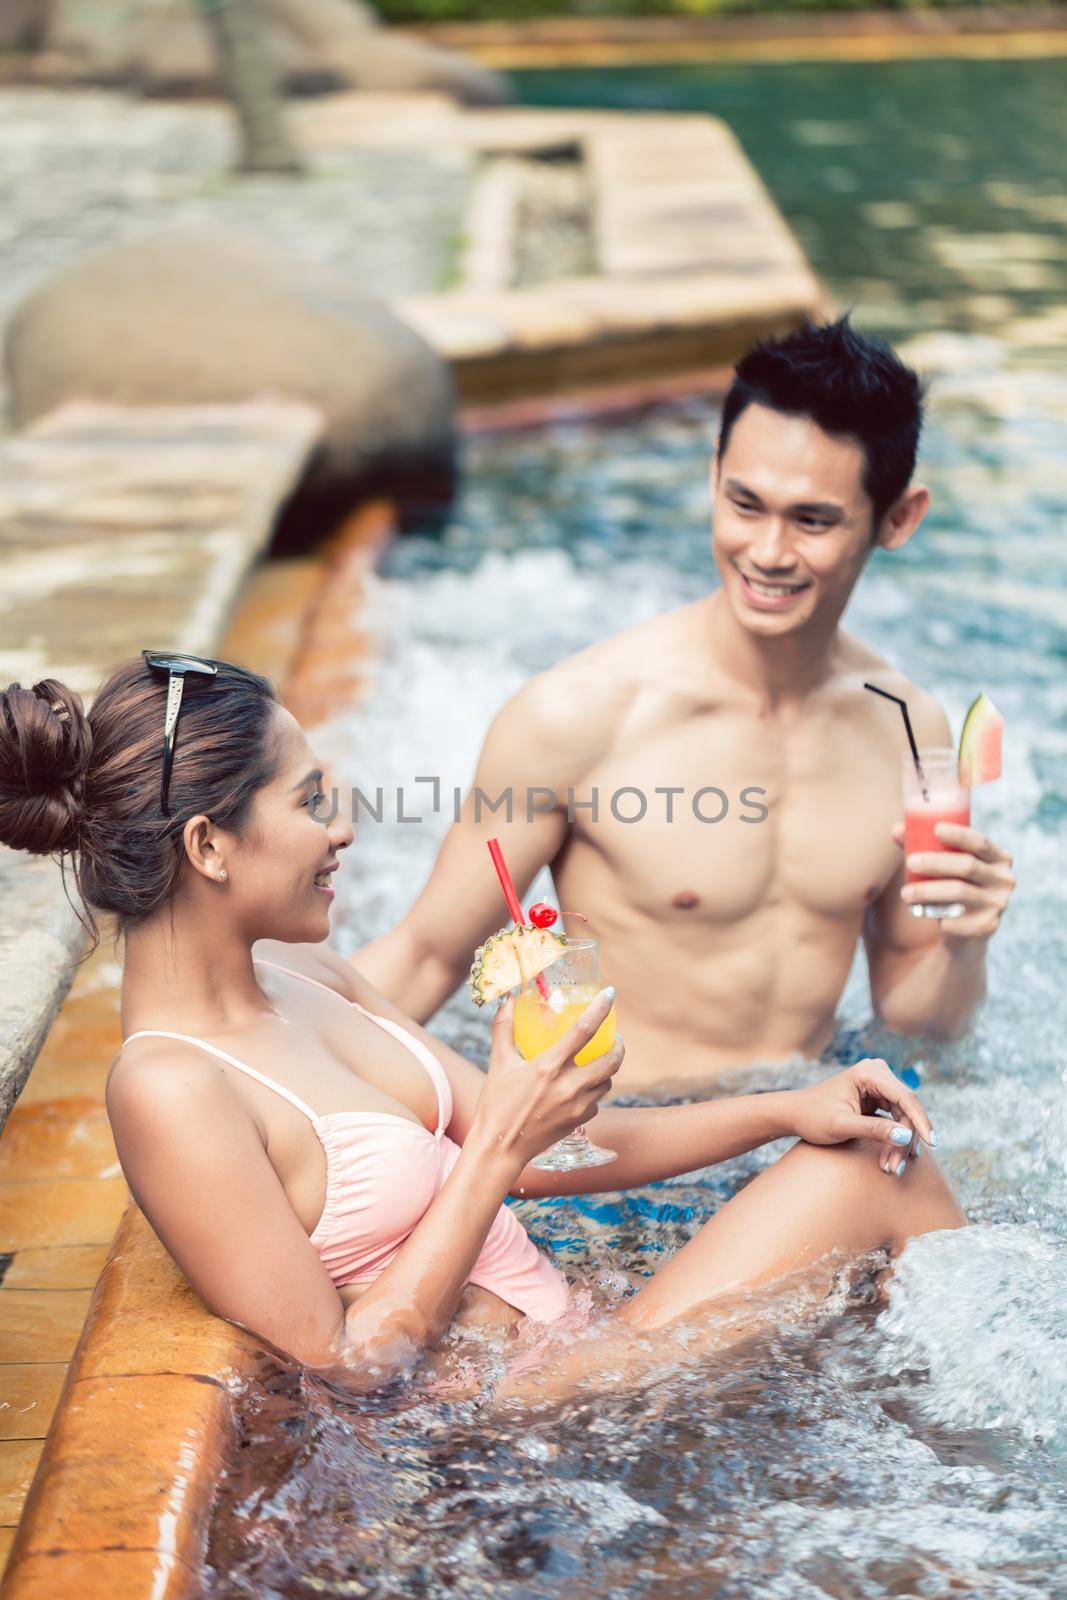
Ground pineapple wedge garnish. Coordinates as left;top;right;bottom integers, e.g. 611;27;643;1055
468;924;567;1007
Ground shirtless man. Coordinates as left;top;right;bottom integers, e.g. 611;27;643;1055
354;317;1016;1093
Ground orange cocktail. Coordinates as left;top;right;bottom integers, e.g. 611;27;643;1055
515;939;617;1171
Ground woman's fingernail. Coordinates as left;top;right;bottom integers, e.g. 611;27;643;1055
890;1126;912;1147
579;987;615;1025
926;1128;940;1149
895;1159;907;1178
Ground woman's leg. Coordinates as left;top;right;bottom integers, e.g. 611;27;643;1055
493;1137;964;1406
620;1134;966;1331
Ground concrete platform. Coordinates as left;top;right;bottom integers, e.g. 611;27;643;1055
292;96;827;399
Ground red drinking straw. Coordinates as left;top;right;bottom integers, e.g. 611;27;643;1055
487;838;550;999
864;682;930;802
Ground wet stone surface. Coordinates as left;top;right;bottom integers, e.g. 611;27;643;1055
0;88;472;422
514;156;595;288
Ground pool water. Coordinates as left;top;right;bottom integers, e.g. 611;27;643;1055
516;56;1067;354
205;57;1067;1600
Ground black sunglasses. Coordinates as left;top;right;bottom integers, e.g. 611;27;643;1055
141;650;219;817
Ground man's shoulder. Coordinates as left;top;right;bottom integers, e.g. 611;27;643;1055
493;608;679;750
514;601;700;714
837;632;951;743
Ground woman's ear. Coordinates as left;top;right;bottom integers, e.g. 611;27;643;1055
182;814;225;881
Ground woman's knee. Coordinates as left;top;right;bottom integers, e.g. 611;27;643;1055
793;1136;965;1239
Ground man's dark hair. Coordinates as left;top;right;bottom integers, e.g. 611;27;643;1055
717;315;926;525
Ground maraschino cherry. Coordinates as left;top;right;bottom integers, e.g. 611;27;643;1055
528;902;588;929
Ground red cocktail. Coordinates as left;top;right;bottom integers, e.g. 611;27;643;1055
902;748;971;919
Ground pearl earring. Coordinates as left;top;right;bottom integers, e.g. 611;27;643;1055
219;869;227;880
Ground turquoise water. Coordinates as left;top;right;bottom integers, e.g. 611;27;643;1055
517;57;1067;350
206;58;1067;1600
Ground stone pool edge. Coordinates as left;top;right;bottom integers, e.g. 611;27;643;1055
291;95;827;404
2;1207;258;1599
411;7;1067;69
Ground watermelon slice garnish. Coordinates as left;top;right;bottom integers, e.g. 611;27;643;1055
958;692;1003;785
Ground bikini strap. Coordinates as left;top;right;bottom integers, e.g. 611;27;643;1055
350;1007;451;1137
120;1029;320;1122
255;957;451;1136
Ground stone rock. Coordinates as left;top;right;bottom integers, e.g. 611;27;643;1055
325;31;508;105
266;0;507;105
125;13;342;100
0;0;45;52
4;228;458;542
44;0;510;106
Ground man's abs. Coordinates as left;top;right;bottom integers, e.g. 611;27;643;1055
552;805;887;1093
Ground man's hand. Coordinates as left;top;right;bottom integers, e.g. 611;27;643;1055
892;820;1016;947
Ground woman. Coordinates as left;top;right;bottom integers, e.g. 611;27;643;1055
0;654;965;1387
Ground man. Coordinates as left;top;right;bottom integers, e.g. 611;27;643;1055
354;317;1015;1094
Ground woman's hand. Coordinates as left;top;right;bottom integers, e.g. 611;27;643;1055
786;1058;938;1178
468;988;623;1173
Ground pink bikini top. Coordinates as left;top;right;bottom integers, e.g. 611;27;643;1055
122;958;568;1324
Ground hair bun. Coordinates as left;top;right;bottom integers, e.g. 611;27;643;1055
0;678;93;855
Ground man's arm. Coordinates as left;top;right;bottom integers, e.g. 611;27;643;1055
353;671;586;1021
864;690;1014;1039
864;839;988;1039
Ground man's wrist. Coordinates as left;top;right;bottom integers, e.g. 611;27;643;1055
944;933;989;966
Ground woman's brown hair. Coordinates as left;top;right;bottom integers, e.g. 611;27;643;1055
0;655;279;952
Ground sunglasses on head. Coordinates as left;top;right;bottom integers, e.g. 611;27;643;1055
141;650;219;817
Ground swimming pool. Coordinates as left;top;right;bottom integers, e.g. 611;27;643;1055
204;58;1067;1600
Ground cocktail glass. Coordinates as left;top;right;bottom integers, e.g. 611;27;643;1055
514;940;618;1171
903;747;971;919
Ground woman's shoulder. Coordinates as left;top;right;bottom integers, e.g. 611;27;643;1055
107;1031;237;1132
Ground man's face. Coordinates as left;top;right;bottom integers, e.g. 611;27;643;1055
712;403;877;639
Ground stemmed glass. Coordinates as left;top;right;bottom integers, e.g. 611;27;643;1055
513;940;618;1171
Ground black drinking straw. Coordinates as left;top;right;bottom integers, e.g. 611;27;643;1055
863;682;930;801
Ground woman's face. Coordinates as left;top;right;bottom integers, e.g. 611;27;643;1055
218;707;354;943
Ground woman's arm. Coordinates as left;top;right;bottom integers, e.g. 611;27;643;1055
512;1092;795;1197
322;952;932;1196
510;1057;938;1196
106;1050;524;1380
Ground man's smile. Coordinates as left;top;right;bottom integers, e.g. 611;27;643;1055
735;567;814;607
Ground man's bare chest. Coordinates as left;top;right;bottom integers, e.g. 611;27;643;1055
563;708;903;924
